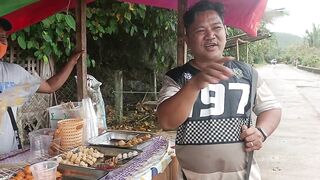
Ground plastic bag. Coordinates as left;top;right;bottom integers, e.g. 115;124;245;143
75;75;107;130
82;98;98;143
0;80;40;127
87;75;107;129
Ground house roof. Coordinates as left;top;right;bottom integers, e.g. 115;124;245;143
226;32;271;49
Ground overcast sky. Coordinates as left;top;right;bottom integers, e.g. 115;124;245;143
266;0;320;37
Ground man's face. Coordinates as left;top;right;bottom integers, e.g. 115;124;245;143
186;10;226;62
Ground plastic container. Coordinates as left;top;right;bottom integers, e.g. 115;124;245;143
47;102;82;128
29;128;55;158
48;137;61;157
30;161;58;180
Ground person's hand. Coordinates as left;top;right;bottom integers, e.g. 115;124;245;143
240;125;264;152
189;56;234;90
69;50;84;65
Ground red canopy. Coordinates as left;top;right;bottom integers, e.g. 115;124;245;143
2;0;94;35
2;0;266;36
120;0;267;36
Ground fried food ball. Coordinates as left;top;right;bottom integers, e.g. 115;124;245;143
16;171;25;178
24;165;32;175
133;151;139;156
118;140;126;146
25;175;33;180
56;171;62;178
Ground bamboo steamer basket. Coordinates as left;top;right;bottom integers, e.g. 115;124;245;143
57;118;84;150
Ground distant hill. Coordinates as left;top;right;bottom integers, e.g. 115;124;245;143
272;32;303;49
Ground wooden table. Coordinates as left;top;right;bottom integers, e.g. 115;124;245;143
152;156;179;180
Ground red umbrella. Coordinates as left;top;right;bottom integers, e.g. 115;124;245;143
119;0;267;36
2;0;94;35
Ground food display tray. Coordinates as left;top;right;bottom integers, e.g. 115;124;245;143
88;130;154;150
51;145;141;180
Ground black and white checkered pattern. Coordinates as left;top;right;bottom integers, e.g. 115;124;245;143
176;117;250;145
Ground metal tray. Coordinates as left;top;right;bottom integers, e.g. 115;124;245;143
58;164;106;180
52;145;141;180
88;131;154;150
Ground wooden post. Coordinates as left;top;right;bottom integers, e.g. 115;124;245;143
236;39;240;60
114;70;123;122
246;43;249;63
153;70;157;100
177;0;187;66
76;0;87;100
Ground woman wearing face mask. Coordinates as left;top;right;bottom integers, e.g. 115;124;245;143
0;17;83;155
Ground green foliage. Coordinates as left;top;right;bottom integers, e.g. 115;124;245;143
305;24;320;48
11;12;76;62
278;23;320;68
86;54;96;68
86;1;176;71
65;15;76;31
280;44;320;68
250;36;279;64
10;0;177;72
17;34;26;49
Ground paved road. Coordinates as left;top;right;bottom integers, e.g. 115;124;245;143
256;64;320;180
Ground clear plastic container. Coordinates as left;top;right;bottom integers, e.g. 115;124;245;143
30;161;58;180
29;128;55;158
47;102;82;128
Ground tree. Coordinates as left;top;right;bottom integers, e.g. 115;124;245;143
305;23;320;48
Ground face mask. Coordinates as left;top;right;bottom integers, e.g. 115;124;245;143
0;43;8;59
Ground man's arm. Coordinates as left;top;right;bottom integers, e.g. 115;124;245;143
157;79;200;130
256;108;281;137
37;51;83;93
241;76;282;152
253;75;282;138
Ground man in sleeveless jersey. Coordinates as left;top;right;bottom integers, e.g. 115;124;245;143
157;1;282;180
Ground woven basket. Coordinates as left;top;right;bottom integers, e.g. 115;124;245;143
57;118;84;150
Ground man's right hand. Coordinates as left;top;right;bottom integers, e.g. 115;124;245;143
69;50;84;65
190;56;235;90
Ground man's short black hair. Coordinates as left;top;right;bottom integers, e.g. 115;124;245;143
183;0;224;30
0;18;12;31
